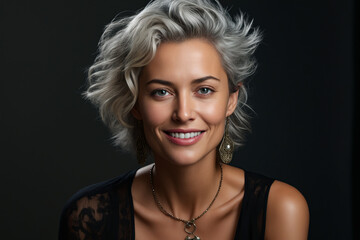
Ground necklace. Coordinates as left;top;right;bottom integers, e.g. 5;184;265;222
149;163;223;240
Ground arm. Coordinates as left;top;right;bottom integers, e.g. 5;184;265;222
265;180;310;240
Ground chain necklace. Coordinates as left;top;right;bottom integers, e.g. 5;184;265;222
149;163;223;240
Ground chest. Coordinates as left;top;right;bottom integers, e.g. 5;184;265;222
133;199;242;240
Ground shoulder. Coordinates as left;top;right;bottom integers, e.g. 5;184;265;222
63;170;136;212
265;180;309;240
58;170;137;239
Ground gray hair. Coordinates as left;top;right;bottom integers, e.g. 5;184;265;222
85;0;261;151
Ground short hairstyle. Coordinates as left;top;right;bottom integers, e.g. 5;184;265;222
85;0;261;151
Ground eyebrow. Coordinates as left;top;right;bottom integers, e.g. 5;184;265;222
146;76;220;86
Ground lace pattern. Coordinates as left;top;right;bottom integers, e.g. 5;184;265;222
68;193;111;239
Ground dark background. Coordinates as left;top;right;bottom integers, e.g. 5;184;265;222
0;0;357;239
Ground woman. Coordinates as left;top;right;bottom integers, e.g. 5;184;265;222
59;0;309;239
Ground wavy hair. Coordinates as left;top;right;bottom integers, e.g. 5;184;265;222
85;0;261;151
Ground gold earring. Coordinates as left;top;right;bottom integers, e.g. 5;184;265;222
219;117;234;164
136;121;148;165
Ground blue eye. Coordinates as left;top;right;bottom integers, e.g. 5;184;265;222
198;87;213;95
152;89;169;97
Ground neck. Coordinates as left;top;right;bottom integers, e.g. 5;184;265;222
151;151;222;221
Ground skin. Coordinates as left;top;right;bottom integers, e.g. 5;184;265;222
131;38;309;240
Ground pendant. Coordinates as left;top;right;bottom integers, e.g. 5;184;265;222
184;221;200;240
185;235;200;240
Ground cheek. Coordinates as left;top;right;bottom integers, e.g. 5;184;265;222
198;98;228;124
140;99;171;128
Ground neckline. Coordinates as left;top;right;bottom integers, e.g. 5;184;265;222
127;168;248;240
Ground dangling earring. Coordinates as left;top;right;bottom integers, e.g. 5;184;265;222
136;121;148;165
219;117;234;164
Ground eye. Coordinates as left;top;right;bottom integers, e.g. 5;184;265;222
151;89;170;97
197;87;213;95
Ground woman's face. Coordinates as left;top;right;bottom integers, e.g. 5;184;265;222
133;38;238;166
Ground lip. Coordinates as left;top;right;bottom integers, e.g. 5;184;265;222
163;129;205;146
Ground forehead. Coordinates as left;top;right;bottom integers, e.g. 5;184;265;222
141;38;227;82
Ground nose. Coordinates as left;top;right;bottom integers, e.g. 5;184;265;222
172;92;195;122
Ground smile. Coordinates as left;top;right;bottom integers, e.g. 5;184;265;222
164;130;205;146
169;132;202;139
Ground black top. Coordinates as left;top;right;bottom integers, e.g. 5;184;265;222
58;169;274;240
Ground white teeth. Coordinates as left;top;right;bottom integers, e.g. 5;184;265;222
170;132;202;139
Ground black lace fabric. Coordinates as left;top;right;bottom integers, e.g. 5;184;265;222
64;193;112;239
58;170;273;240
58;171;136;240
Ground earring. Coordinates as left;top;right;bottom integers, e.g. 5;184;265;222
219;117;234;164
136;121;148;165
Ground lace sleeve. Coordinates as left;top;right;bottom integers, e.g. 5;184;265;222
59;192;113;240
58;171;136;240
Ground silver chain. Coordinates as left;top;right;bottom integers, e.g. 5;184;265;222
149;163;223;225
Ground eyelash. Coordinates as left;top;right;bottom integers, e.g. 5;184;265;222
197;87;213;95
150;87;214;98
151;89;170;97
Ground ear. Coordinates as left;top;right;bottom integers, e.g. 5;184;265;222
131;102;142;120
226;83;241;117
